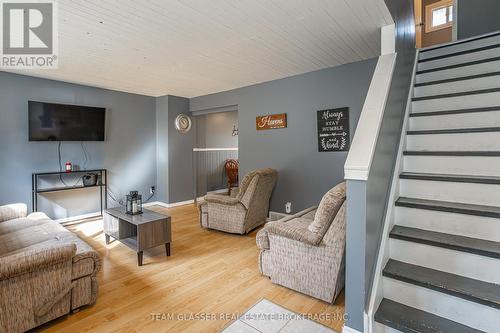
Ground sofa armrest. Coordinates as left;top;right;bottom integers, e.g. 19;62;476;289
267;222;321;246
205;193;240;206
256;224;274;250
257;207;320;250
0;203;27;222
73;249;102;278
0;243;77;281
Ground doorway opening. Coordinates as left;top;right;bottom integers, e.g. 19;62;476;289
415;0;456;48
192;110;239;200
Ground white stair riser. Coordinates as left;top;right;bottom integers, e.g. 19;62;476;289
406;132;500;151
389;239;500;284
418;46;500;72
414;75;500;98
409;111;500;130
395;206;500;242
412;91;500;113
403;155;500;176
416;60;500;84
400;179;500;206
373;322;403;333
383;278;500;332
419;34;500;60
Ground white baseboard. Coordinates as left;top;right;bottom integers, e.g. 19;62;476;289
343;326;363;333
211;188;228;194
196;188;229;201
268;211;291;220
167;199;195;207
143;201;168;208
144;200;195;208
57;200;194;224
57;211;102;224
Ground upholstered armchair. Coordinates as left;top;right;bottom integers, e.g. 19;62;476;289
256;182;346;303
199;168;278;234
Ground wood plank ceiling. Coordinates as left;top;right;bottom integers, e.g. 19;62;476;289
7;0;393;97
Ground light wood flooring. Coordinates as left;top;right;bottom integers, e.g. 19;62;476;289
38;204;345;333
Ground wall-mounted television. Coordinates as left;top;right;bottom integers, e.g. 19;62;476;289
28;101;106;141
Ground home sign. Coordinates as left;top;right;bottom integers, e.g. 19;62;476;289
256;113;287;130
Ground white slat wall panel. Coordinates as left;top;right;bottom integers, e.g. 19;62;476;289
6;0;393;97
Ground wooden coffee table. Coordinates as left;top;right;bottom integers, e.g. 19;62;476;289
103;207;171;266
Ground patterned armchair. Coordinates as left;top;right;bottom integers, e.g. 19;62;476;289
199;168;278;234
256;182;346;303
0;203;101;333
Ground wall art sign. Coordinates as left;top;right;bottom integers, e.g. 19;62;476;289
256;113;287;130
317;108;350;152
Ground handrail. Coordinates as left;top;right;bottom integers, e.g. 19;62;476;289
344;53;397;181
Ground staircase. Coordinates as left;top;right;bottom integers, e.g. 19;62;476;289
373;32;500;333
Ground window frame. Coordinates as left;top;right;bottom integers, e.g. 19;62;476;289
425;0;453;33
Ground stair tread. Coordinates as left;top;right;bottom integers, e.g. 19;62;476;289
400;172;500;184
404;151;500;156
395;197;500;219
383;259;500;309
390;224;500;259
415;71;500;87
407;127;500;135
375;298;484;333
416;56;500;75
412;87;500;101
419;43;500;63
410;106;500;117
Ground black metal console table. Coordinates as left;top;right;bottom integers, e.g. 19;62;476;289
32;169;107;216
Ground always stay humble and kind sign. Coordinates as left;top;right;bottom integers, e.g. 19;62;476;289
317;108;350;152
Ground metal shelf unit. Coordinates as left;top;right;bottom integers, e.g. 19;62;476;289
32;169;107;217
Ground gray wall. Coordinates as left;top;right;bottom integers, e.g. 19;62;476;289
345;0;416;331
195;111;238;148
167;96;193;203
191;59;377;213
345;179;367;330
458;0;500;39
0;71;157;219
155;95;193;204
156;96;170;203
0;71;194;215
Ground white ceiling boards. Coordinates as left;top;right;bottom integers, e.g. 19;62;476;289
6;0;393;97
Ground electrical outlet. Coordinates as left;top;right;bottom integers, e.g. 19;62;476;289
150;186;155;194
285;202;292;214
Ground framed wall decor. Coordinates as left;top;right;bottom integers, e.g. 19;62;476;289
256;113;287;130
175;114;192;133
317;107;350;152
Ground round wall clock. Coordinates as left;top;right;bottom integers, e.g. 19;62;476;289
175;114;192;133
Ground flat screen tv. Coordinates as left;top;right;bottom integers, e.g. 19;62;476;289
28;101;106;141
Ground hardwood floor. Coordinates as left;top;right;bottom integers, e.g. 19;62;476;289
38;204;345;333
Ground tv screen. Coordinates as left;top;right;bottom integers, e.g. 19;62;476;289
28;101;106;141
